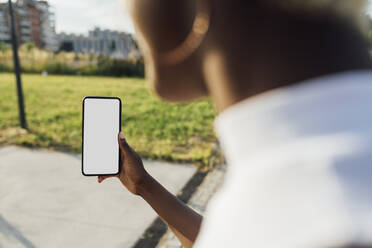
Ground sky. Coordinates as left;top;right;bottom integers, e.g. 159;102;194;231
48;0;135;34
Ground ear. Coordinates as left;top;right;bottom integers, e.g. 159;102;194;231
128;0;209;102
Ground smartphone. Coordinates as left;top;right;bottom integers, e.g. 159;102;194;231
82;96;122;176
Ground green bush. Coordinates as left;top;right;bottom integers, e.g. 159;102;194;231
0;45;144;78
44;62;77;75
21;42;36;52
0;41;10;52
0;58;144;77
95;57;144;77
0;63;11;72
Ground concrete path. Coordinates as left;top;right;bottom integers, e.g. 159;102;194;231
157;166;226;248
0;146;196;248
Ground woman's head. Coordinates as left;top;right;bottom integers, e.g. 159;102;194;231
262;0;366;19
127;0;368;104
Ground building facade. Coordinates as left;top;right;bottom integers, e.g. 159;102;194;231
57;28;139;59
0;5;9;42
0;0;58;51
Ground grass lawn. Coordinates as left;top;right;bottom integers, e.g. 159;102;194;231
0;73;217;166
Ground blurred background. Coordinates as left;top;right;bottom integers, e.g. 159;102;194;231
0;0;219;167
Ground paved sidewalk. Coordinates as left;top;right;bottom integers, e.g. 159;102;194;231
0;146;196;248
157;166;226;248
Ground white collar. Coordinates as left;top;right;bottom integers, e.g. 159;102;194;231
215;70;372;166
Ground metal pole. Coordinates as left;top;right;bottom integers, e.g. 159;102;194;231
8;0;27;129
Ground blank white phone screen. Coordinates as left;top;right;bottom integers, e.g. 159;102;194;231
83;98;120;175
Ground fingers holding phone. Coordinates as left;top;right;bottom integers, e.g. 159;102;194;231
99;132;150;196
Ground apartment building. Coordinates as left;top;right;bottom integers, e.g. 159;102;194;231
58;28;140;59
0;0;57;51
0;3;10;43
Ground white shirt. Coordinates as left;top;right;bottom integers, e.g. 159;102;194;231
195;71;372;248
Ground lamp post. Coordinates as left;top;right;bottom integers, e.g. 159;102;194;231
8;0;27;129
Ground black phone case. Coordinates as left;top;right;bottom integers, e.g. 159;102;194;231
82;96;122;176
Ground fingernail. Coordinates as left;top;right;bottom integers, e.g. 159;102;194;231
119;132;125;139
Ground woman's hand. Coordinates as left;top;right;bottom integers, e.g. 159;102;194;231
98;132;150;195
98;133;202;247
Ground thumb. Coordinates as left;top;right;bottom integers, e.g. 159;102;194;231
118;131;130;156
